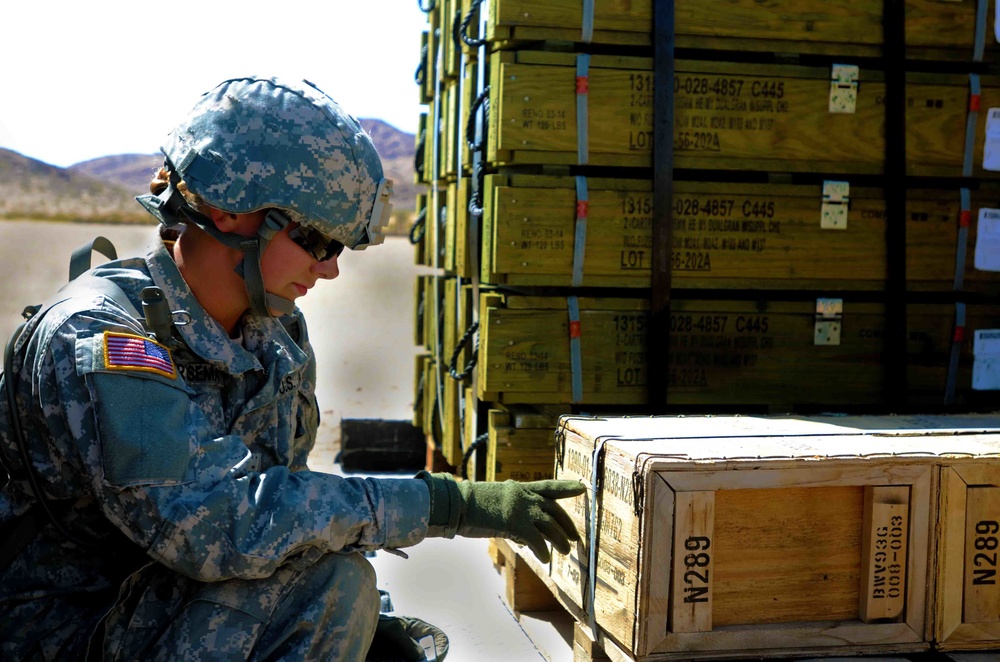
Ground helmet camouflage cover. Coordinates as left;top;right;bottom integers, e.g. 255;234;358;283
161;76;392;249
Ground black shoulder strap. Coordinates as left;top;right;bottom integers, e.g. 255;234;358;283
0;236;137;565
69;236;117;282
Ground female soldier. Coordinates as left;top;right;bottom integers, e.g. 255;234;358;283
0;76;583;661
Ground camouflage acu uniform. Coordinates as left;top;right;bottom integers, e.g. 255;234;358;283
0;229;430;660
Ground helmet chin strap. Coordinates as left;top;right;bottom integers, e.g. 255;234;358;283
136;169;296;318
235;225;296;317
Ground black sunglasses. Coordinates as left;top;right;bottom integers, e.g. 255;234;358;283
287;222;345;262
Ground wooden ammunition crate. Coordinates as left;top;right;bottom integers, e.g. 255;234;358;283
417;30;433;106
412;353;429;430
422;10;439;104
440;78;461;182
481;174;1000;291
549;414;1000;659
423;189;448;270
483;0;993;60
478;293;1000;407
486;408;562;482
443;179;475;278
416;355;441;443
460;57;483;178
449;177;473;279
412;193;428;267
936;453;1000;651
414;274;428;350
438;0;461;83
441;279;477;464
415;274;445;353
415;113;429;187
488;51;997;176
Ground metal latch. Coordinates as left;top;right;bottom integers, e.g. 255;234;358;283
829;64;859;114
821;181;850;229
815;298;844;346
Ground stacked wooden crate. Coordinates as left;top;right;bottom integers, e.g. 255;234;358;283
408;3;1000;659
411;0;1000;477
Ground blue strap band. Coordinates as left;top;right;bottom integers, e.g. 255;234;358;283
945;303;967;405
567;295;583;403
576;54;591;165
963;74;981;178
582;0;595;43
955;188;972;291
573;176;590;287
975;0;988;62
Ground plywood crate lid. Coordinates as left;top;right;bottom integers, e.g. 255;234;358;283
557;413;1000;466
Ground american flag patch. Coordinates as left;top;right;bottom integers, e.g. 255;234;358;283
103;332;176;379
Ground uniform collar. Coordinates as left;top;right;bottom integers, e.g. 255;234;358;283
143;229;260;375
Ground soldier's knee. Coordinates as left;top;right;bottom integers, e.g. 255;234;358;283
313;551;379;618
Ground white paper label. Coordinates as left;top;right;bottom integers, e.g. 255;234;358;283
984;109;1000;171
975;208;1000;271
973;330;1000;391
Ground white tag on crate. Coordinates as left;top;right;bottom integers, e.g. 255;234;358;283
975;208;1000;271
829;64;859;114
973;329;1000;391
821;181;850;229
983;109;1000;171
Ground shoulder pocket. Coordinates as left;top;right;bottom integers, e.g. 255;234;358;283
79;333;195;487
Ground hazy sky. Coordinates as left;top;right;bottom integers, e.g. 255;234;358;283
1;1;430;168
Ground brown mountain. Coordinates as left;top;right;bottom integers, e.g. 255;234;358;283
0;147;151;223
70;153;163;197
0;118;421;225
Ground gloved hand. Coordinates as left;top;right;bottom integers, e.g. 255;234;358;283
418;472;586;563
367;614;449;661
366;614;426;661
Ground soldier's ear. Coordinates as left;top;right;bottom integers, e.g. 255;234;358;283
205;207;240;232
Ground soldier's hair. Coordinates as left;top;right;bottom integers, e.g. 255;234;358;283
149;166;208;213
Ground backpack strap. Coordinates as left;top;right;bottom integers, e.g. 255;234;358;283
68;236;117;282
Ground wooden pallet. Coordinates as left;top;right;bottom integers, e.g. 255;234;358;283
491;537;974;662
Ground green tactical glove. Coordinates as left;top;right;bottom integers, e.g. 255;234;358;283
366;615;426;661
417;472;586;563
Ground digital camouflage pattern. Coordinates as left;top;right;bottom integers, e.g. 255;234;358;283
0;229;430;660
160;76;386;249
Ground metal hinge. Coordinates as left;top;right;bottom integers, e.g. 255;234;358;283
815;298;844;346
821;181;850;229
829;64;860;114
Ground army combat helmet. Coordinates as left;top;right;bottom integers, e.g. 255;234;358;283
137;75;394;317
